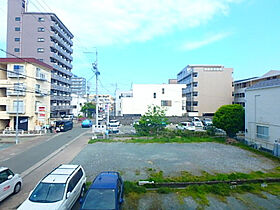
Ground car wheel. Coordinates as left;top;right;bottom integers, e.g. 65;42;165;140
14;182;21;194
80;185;85;198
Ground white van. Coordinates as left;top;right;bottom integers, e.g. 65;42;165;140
18;164;86;210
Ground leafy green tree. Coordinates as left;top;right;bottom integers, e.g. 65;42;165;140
213;104;245;137
80;102;96;118
134;105;168;136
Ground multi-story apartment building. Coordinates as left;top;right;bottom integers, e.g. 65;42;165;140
116;84;186;116
71;75;86;96
6;0;73;117
0;58;51;131
177;65;233;117
233;70;280;107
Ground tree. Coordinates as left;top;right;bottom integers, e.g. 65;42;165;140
80;102;96;118
213;104;245;137
133;105;168;136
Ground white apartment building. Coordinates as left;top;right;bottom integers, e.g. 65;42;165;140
177;65;233;116
70;94;87;117
234;70;280;107
245;79;280;152
0;58;51;131
116;84;186;116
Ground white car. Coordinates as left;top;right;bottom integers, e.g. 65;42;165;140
0;167;22;202
108;120;120;133
176;122;196;131
192;117;203;127
18;164;86;210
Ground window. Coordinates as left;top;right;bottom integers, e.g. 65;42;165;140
193;82;198;87
38;17;45;22
153;93;156;98
13;100;24;112
161;100;172;106
256;125;269;139
14;48;20;52
15;17;21;21
38;38;45;42
35;84;41;93
37;48;44;53
38;27;45;32
162;88;165;94
15;27;20;31
15;37;20;42
193;72;198;77
0;170;10;184
38;59;44;62
193;101;198;106
193;92;198;96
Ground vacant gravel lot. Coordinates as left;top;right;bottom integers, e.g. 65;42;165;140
71;142;278;181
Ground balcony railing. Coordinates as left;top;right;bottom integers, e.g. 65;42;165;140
7;90;26;96
7;106;25;114
51;33;73;53
51;105;72;111
51;95;72;101
51;24;73;46
52;64;72;77
51;73;71;85
51;84;71;93
51;43;73;61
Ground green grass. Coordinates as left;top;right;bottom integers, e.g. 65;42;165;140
146;167;280;183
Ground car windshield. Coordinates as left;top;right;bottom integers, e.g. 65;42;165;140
29;183;66;203
82;189;115;209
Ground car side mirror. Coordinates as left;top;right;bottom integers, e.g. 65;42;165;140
119;198;124;204
66;192;71;199
79;197;84;204
8;175;13;180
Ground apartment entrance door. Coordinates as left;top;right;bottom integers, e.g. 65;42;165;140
14;117;28;131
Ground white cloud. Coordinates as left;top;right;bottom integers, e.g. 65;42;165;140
181;32;232;50
0;0;241;49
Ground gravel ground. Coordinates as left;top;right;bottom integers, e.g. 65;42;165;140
71;142;278;181
122;192;280;210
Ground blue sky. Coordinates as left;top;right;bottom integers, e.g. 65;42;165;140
0;0;279;95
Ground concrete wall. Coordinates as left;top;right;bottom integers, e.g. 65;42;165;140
245;86;280;150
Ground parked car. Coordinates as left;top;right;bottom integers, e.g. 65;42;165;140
55;120;73;132
0;167;22;202
80;171;124;210
176;122;195;131
202;118;213;126
81;119;93;128
108;120;120;133
18;164;86;210
192;117;203;127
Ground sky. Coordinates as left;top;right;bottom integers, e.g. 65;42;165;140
0;0;280;95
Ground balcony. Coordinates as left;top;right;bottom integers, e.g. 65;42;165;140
35;90;48;97
52;64;72;77
36;73;47;81
51;24;73;46
51;83;71;93
51;52;72;69
51;43;73;61
51;33;73;54
7;89;26;96
51;73;71;85
7;105;25;114
51;95;72;101
51;105;72;111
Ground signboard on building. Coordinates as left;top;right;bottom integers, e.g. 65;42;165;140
38;106;46;121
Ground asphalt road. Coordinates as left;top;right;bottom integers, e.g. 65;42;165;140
0;126;87;174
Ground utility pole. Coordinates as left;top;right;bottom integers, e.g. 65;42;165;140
92;50;100;126
15;69;20;144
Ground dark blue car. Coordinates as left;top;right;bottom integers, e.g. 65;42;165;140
80;171;124;210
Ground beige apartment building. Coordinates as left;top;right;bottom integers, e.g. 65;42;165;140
233;70;280;107
0;58;52;131
177;65;233;116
